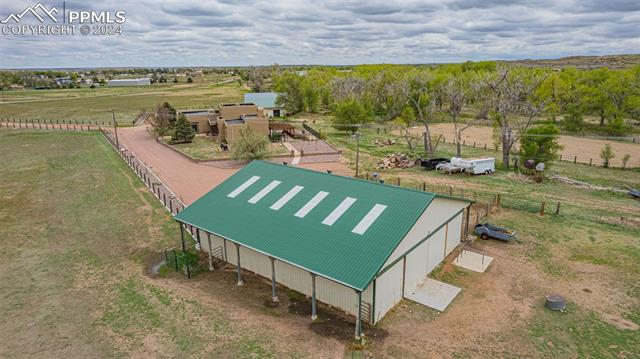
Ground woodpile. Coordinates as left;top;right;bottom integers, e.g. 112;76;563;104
377;153;416;169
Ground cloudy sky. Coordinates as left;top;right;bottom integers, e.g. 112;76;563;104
0;0;638;68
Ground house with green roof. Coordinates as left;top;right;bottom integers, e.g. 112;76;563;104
244;92;285;117
174;160;470;338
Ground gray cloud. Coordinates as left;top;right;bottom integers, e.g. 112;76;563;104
0;0;637;68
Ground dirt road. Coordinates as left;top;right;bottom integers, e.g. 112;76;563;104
406;124;640;168
116;126;351;204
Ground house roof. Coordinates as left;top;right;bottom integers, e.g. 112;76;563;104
244;92;280;108
174;160;438;290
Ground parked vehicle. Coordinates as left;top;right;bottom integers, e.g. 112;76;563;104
451;157;496;175
629;188;640;199
474;222;517;241
419;157;449;170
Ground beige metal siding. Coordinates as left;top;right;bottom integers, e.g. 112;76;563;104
383;197;467;268
374;259;404;321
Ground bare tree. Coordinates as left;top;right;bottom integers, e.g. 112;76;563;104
408;71;438;157
483;66;548;167
369;70;410;123
330;76;368;103
439;74;476;157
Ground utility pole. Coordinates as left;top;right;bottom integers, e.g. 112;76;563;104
111;109;119;150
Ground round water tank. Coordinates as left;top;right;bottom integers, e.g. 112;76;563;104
545;294;566;311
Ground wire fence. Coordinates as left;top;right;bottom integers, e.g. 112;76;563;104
355;172;636;230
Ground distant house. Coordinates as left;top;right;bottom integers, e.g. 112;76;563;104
244;92;285;117
107;78;151;87
178;103;269;145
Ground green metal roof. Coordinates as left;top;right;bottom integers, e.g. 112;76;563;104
244;92;279;108
174;161;436;290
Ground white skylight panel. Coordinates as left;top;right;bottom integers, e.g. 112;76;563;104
321;197;357;226
352;204;387;235
227;176;260;198
248;180;281;204
270;185;304;210
294;191;329;218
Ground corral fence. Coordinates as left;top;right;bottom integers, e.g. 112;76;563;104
438;137;638;169
0;117;107;131
366;173;634;228
100;129;203;277
165;239;198;278
302;122;324;139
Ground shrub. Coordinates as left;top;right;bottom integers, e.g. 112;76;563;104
231;128;270;161
519;124;563;170
331;99;370;133
600;143;615;168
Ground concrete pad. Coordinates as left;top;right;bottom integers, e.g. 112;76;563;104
406;278;461;312
453;250;494;273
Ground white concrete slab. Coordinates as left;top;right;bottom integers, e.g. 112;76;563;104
453;250;494;273
405;278;461;312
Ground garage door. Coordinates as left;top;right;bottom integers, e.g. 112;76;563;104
426;228;446;274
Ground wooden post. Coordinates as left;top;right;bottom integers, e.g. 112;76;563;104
574;156;577;164
555;202;560;215
540;202;546;216
589;158;593;166
422;181;426;191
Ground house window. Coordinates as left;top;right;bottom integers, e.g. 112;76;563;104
190;123;198;132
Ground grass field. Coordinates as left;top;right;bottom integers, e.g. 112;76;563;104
0;74;245;124
1;124;638;357
0;129;309;358
292;113;640;357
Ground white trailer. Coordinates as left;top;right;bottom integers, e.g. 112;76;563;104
450;157;496;175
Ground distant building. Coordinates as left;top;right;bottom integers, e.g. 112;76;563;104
243;92;285;117
107;78;151;87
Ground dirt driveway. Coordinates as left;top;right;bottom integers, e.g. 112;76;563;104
406;124;640;168
116;126;352;204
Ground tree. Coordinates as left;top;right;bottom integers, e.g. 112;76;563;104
622;154;631;169
394;106;419;152
482;66;549;168
187;76;193;83
231;128;270;161
173;77;178;83
600;143;615;168
156;102;177;127
274;72;305;114
332;99;370;133
407;70;438;157
172;114;195;144
519;124;563;169
438;73;474;157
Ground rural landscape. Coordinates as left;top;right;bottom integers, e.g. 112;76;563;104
1;1;640;358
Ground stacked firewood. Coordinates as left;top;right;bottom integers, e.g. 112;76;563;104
377;153;416;169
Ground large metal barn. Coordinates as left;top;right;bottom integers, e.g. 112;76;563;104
174;161;470;338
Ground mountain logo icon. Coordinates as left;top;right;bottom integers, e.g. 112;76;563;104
1;3;59;23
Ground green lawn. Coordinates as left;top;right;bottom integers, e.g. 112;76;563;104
0;130;297;358
169;136;291;161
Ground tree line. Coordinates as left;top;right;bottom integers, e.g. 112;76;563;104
272;63;640;167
